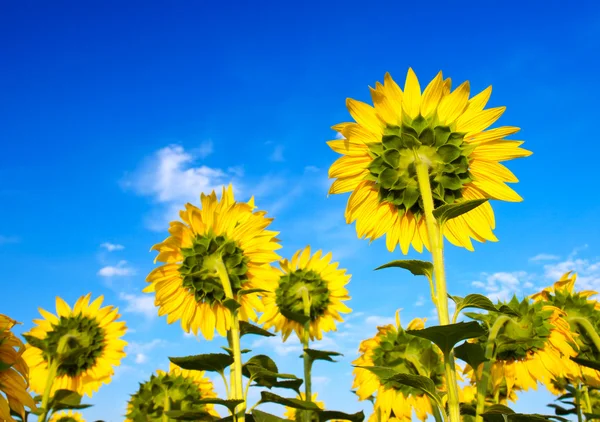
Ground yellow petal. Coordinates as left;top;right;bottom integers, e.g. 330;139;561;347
346;98;384;135
402;68;421;119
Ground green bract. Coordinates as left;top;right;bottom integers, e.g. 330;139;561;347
179;233;249;305
365;116;475;216
275;269;331;321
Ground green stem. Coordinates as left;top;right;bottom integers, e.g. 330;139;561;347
475;316;511;422
301;288;313;422
584;385;593;415
216;259;245;422
38;360;58;422
218;370;231;399
162;389;171;422
576;383;583;422
415;158;460;422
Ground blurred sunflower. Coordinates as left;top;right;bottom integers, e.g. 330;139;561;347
22;294;127;397
464;297;577;398
146;185;281;340
0;314;37;422
352;314;447;421
260;246;351;341
125;362;219;421
531;271;600;390
328;68;532;253
49;410;85;422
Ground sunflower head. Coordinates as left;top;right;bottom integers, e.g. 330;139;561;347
259;246;351;341
0;314;37;422
146;185;282;340
49;409;85;422
284;393;323;421
352;313;445;421
465;297;576;396
126;362;218;421
22;294;127;397
328;69;532;253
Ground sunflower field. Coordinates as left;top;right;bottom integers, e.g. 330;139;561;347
2;66;600;422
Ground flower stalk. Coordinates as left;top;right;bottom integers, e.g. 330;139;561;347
301;287;313;422
414;157;460;422
38;359;58;422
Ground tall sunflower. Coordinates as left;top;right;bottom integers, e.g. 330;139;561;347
0;314;37;422
126;362;219;421
49;410;85;422
464;297;577;398
531;272;600;390
327;69;532;253
22;294;127;397
259;246;351;341
146;185;281;340
352;314;447;421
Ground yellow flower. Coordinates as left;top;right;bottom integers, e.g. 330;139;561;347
259;246;351;341
49;409;85;422
531;272;600;390
352;314;448;421
146;185;281;340
464;298;577;398
22;294;127;397
0;314;37;422
284;392;323;421
126;362;219;421
328;69;532;253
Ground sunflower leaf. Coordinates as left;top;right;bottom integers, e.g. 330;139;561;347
259;392;322;411
169;353;234;373
432;199;489;225
453;294;498;315
221;346;252;355
239;321;275;338
454;341;488;369
252;410;287;422
303;348;343;363
317;410;365;422
194;398;244;412
49;389;87;411
570;357;600;371
374;259;433;280
484;404;516;415
280;308;311;325
165;410;219;421
406;322;486;357
269;379;304;393
583;414;600;420
239;288;270;296
215;415;255;422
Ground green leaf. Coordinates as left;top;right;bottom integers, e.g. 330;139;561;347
165;410;218;421
497;305;521;317
259;391;322;411
239;321;275;338
303;349;343;363
280;308;311;325
406;321;486;356
583;414;600;420
169;353;234;373
252;410;287;422
238;288;270;296
546;404;576;416
432;199;489;225
49;389;91;411
571;356;600;371
242;355;278;378
484;404;516;415
454;341;488;369
270;379;304;393
317;411;365;422
460;294;497;313
374;259;433;280
221;346;252;355
223;298;241;313
195;398;244;412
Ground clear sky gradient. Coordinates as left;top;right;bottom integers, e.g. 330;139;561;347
1;1;600;421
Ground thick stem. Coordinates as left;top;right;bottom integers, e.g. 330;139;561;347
475;316;511;422
301;288;313;422
415;158;460;422
38;360;58;422
216;259;245;422
162;390;171;422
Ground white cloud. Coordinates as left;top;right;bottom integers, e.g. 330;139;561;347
543;257;600;291
529;253;560;262
100;242;124;252
127;339;166;354
269;145;285;162
119;292;157;319
471;271;533;302
415;296;426;307
134;353;148;364
251;335;302;356
365;315;395;327
0;235;19;244
98;260;135;277
312;376;331;386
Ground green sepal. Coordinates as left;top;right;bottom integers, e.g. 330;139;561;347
169;353;234;373
401;132;421;148
374;259;433;280
223;298;241;313
419;127;435;146
432;199;489;225
239;321;275;338
433;126;452;147
303;348;343;363
382;149;400;168
165;410;218;421
453;341;488;369
280;308;311;325
406;321;486;357
258;391;322;411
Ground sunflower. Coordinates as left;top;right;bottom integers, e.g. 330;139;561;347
125;362;219;421
327;69;532;253
22;294;127;397
0;314;37;422
352;314;448;422
531;271;600;390
464;296;577;398
49;409;85;422
259;246;351;341
283;392;346;421
146;185;281;340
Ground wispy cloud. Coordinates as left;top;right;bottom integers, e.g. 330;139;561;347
119;292;156;319
100;242;124;252
251;335;303;356
126;339;166;365
471;271;534;302
529;253;560;262
98;260;135;277
269;145;285;162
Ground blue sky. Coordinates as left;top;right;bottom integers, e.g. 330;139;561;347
1;1;600;420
